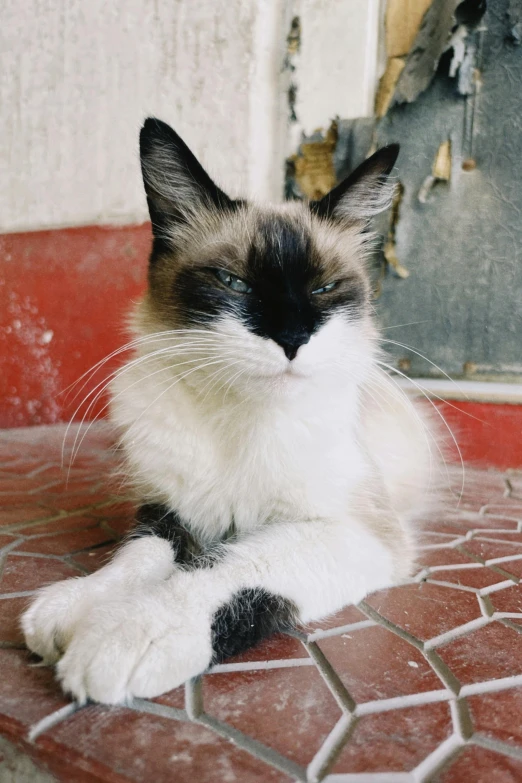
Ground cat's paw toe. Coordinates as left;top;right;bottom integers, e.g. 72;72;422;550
21;578;92;664
56;596;212;704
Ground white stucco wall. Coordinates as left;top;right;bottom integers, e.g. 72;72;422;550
294;0;381;134
1;0;379;233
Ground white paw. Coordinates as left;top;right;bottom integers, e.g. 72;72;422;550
21;576;97;664
56;587;213;704
21;537;178;665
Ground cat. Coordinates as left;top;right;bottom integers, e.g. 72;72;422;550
22;118;442;705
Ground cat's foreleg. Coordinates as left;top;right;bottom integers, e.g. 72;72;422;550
55;514;406;703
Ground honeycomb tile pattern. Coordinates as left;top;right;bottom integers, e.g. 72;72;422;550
1;424;522;782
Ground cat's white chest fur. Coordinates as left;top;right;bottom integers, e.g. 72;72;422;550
111;360;366;542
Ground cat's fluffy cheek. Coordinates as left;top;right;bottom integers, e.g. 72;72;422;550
56;591;213;704
291;312;375;380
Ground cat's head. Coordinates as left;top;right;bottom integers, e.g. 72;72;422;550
136;118;398;395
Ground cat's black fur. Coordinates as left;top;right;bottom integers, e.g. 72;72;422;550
211;589;297;664
133;504;296;662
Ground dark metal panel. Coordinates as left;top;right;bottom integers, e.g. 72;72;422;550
372;1;522;379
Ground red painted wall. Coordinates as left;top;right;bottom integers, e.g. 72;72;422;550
0;225;149;427
437;400;522;471
1;225;521;470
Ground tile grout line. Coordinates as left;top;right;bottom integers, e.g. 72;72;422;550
422;649;461;694
479;579;516;596
209;657;315;674
473;537;522;548
356;689;453;716
185;676;203;720
303;641;356;715
472;733;522;761
411;733;465;783
426;563;483;572
130;698;188;722
322;774;413;782
306;714;354;783
0;589;38;599
486;553;522;565
424;616;490;650
306;619;376;642
3;497;132;534
493;611;522;619
357;601;424;651
460;673;522;697
449;697;473;741
477;594;494;617
197;713;307;782
27;702;82;742
424;579;478;594
499;618;522;635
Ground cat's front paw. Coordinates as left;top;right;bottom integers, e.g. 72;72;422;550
21;576;97;664
22;537;179;666
56;587;213;704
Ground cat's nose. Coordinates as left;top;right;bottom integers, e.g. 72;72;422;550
278;334;310;361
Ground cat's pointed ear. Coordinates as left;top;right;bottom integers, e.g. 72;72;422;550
140;118;235;242
310;144;399;225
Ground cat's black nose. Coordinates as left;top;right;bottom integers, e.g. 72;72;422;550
278;334;310;361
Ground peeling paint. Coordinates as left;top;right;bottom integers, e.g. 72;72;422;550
375;57;406;117
418;139;452;202
387;0;487;108
383;182;409;280
284;16;301;124
287;121;338;201
376;0;432;117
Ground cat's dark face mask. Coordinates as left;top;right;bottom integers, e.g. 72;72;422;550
138;118;398;384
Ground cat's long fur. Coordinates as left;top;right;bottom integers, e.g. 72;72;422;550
22;119;443;704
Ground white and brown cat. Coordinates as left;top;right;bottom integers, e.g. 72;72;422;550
22;118;441;704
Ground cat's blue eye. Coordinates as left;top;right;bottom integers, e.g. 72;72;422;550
215;269;253;294
311;281;338;295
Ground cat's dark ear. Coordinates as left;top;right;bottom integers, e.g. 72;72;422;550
140;118;234;242
311;144;399;225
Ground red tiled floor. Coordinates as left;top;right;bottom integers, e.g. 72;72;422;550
427;565;511;589
439;746;522;783
463;539;522;561
0;596;29;645
202;666;341;767
17;515;101;536
317;625;441;702
1;423;522;782
70;543;120;572
468;689;522;747
491;586;522;614
218;632;307;666
0;649;70;729
41;706;290;783
0;505;55;526
332;702;452;773
0;555;82;594
437;623;522;685
304;602;368;633
15;527;116;556
364;582;483;642
494;557;522;580
417;547;480;569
